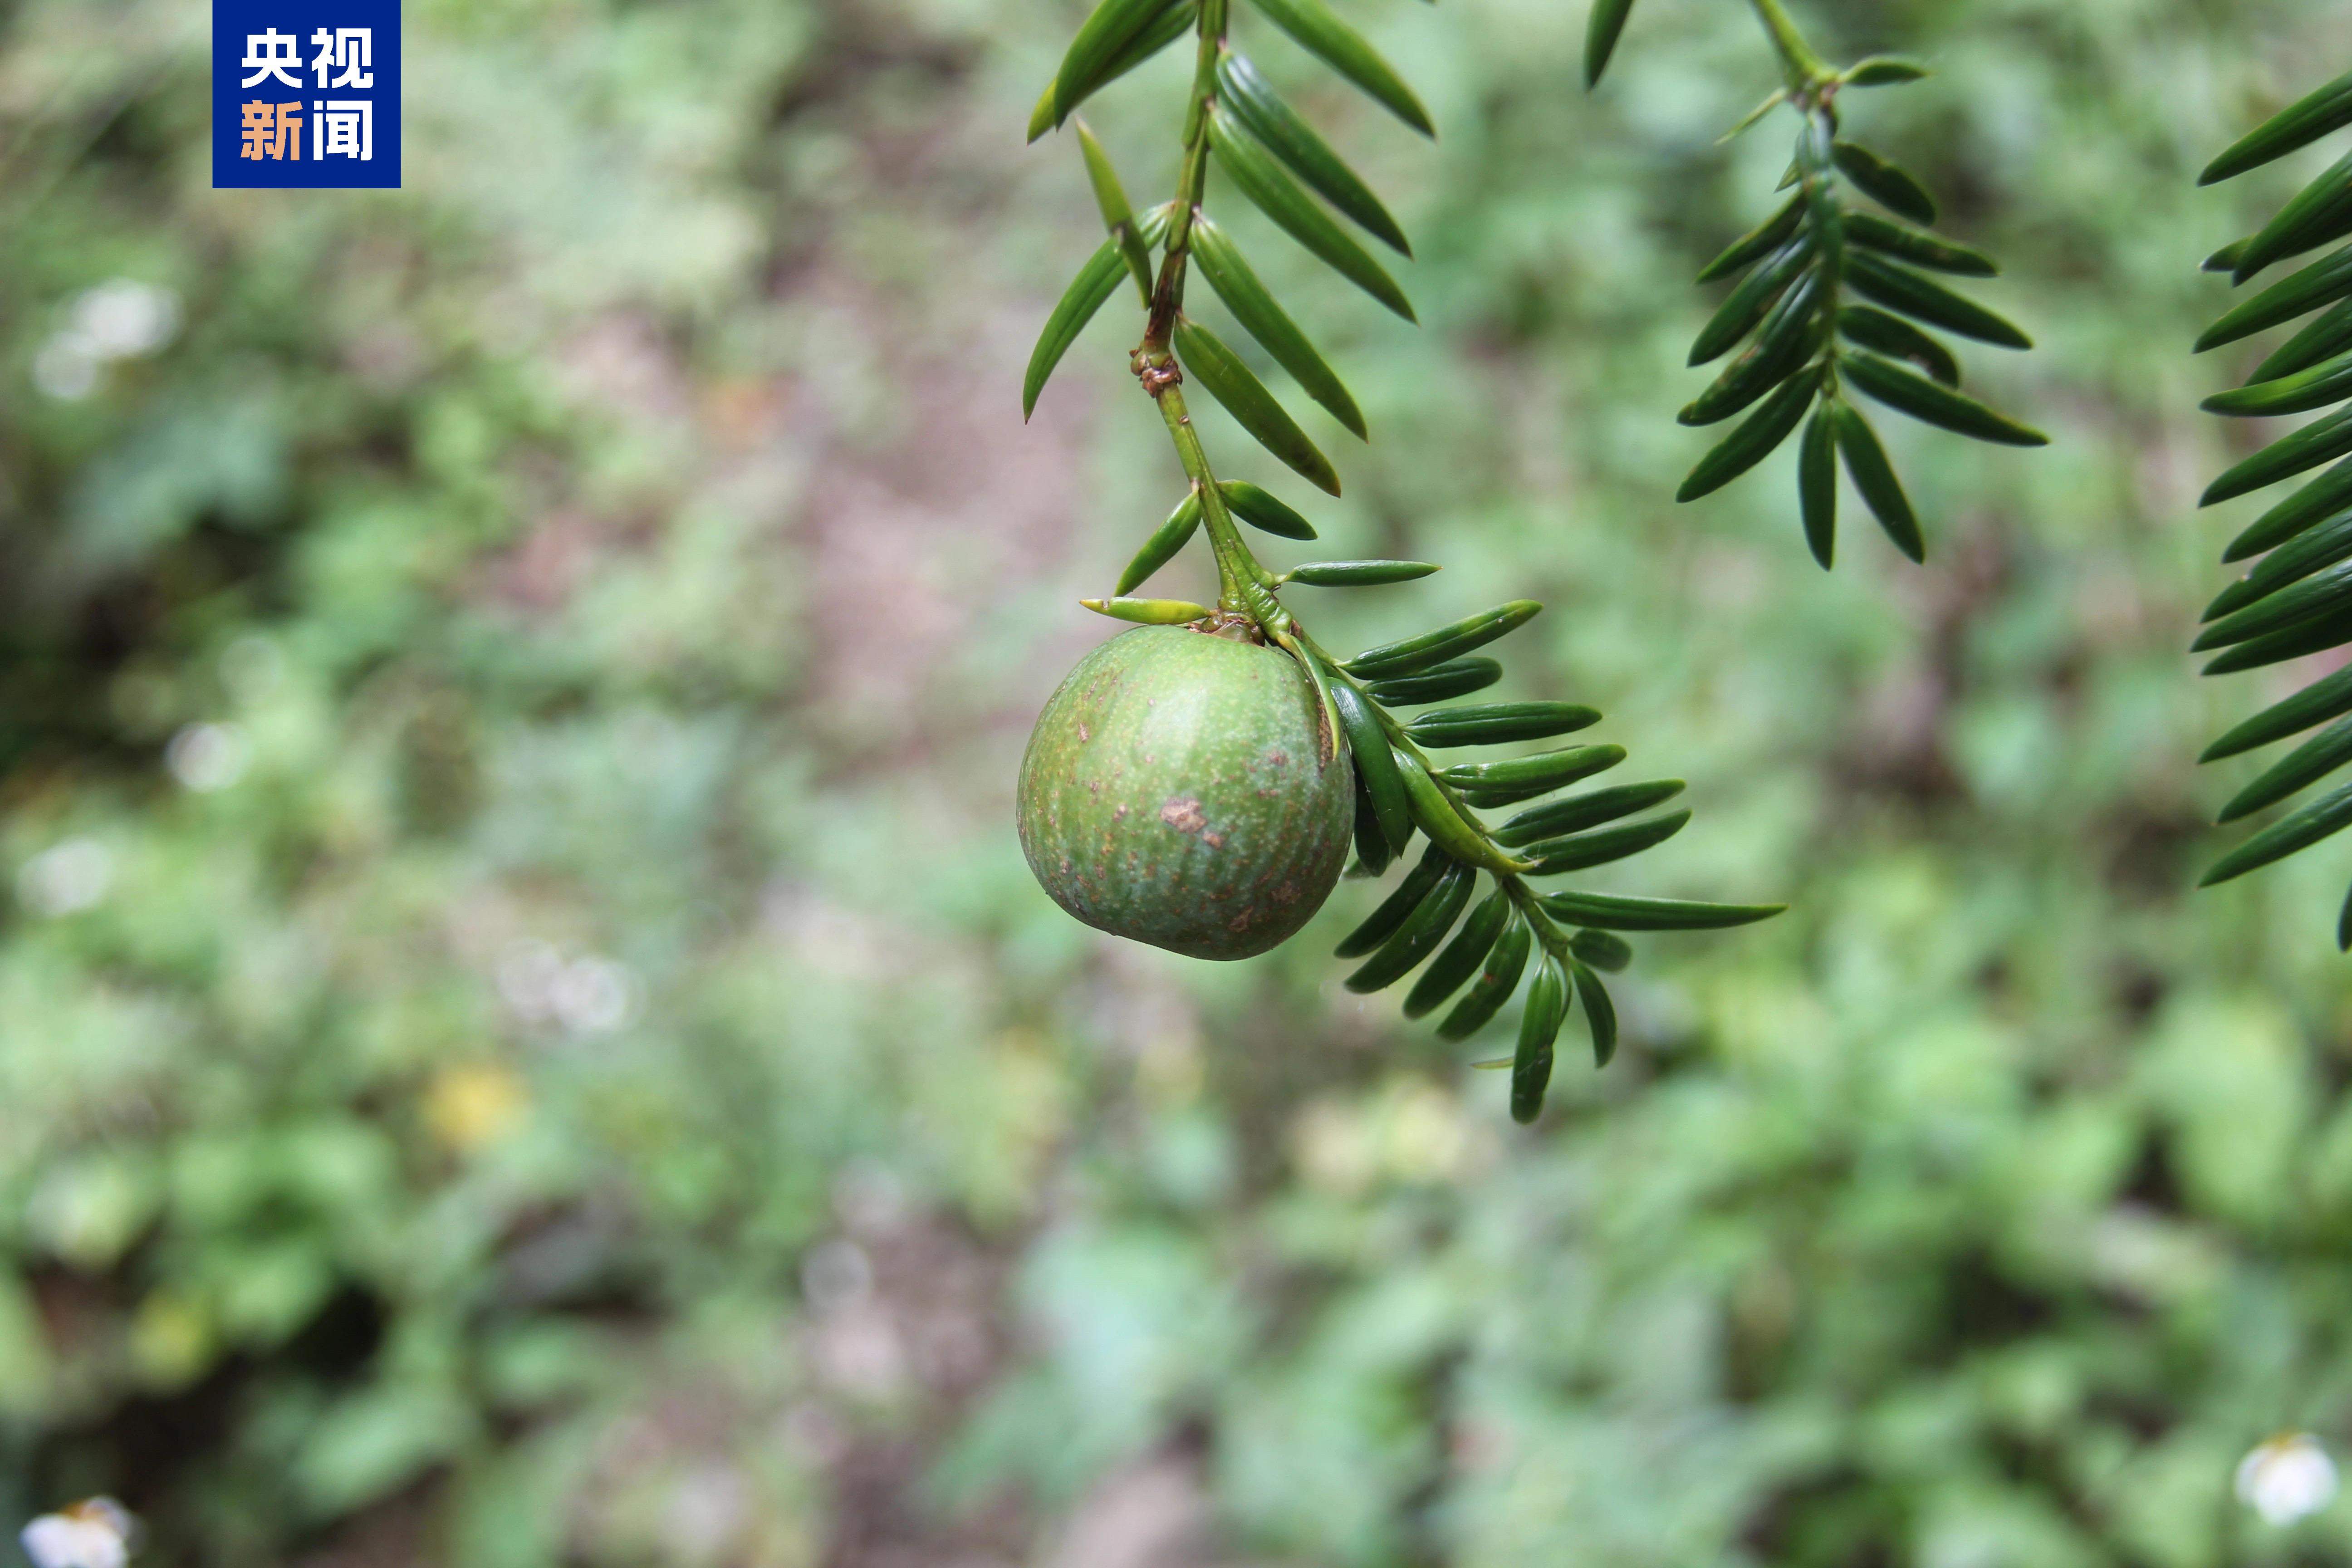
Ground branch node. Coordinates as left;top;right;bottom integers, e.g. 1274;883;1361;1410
1131;351;1184;399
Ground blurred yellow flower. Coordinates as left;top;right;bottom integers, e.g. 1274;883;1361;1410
128;1292;213;1391
424;1063;530;1154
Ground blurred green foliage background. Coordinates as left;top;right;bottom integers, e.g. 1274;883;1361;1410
6;0;2352;1563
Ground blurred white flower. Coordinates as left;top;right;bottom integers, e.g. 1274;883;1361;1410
75;280;180;359
17;838;114;917
32;279;180;401
2238;1433;2337;1525
21;1498;137;1568
166;722;249;792
497;941;636;1035
660;1465;749;1565
549;954;634;1034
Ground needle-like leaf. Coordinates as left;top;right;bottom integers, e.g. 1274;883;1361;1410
1173;315;1342;494
1405;887;1512;1018
1492;780;1685;847
1367;657;1503;706
1437;919;1531;1040
1832;140;1937;225
1842;352;2048;446
1844;211;1998;277
1832;402;1925;563
1847;252;2032;349
1052;0;1190;137
2203;780;2352;886
1333;682;1413;852
2220;716;2352;823
1690;234;1817;365
1677;372;1819;502
1244;0;1435;135
1024;206;1174;417
2202;69;2352;184
1838;306;1960;387
1584;0;1636;89
1798;407;1838;569
1209;107;1416;321
1574;961;1618;1068
1535;890;1785;930
1405;703;1602;747
1215;52;1412;255
2203;349;2352;419
1346;859;1475;991
1219;479;1318;538
2198;247;2352;353
1346;602;1543;680
1191;216;1367;439
1116;490;1203;593
1511;957;1567;1122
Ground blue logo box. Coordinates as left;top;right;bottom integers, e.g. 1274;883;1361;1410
213;0;400;189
